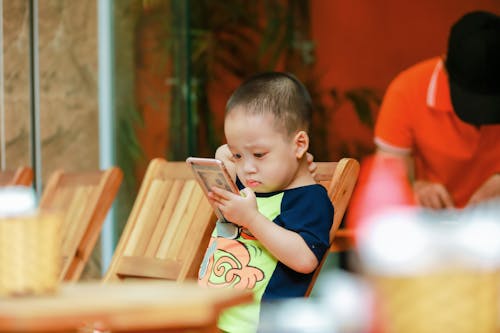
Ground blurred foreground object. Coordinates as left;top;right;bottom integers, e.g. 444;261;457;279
0;187;60;296
344;154;415;249
258;269;374;333
358;201;500;333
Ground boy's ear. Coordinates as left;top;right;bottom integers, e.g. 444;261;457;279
293;130;309;159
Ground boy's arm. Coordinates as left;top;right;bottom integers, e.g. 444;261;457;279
247;210;319;274
215;144;237;181
209;186;319;274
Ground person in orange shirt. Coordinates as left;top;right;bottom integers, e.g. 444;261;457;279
374;11;500;209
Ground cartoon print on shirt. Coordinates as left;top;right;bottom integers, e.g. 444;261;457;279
199;237;264;289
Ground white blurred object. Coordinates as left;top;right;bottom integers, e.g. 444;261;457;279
258;270;373;333
258;298;337;333
357;208;437;275
315;270;374;333
0;186;36;217
453;213;500;269
357;202;500;275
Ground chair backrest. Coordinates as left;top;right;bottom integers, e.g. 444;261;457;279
305;158;360;296
103;158;216;283
0;166;33;186
39;167;123;281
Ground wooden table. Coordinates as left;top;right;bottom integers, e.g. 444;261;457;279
0;280;252;332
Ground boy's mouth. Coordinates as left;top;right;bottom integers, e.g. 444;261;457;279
245;179;261;188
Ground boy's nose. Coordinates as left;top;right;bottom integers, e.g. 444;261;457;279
243;160;257;174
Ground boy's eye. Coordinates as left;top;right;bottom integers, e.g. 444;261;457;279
232;153;241;160
254;153;266;158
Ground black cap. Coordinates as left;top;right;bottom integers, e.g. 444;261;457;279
445;11;500;125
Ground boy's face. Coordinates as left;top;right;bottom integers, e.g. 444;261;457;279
224;107;306;193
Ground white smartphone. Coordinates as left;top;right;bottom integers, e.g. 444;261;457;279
186;157;241;238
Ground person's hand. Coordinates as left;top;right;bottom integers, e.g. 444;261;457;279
215;144;236;180
306;152;317;179
215;144;233;162
467;174;500;206
413;180;454;209
208;186;258;229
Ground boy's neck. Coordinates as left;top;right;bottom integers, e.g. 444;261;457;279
283;158;316;190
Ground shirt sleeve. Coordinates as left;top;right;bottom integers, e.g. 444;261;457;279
276;186;334;261
374;72;414;154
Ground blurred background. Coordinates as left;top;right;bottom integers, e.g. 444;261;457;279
1;0;498;278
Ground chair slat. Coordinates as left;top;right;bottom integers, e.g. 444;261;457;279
144;179;179;257
156;180;197;259
123;179;169;257
167;181;203;259
61;186;92;252
177;191;215;279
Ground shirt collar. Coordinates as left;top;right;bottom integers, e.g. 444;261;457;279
426;58;453;112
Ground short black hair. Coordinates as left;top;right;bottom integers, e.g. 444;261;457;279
225;72;313;135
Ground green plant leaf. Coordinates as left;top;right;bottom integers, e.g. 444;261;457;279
344;88;380;127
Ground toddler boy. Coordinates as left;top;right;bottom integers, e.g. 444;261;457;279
198;72;334;333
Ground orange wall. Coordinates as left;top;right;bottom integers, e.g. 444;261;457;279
134;2;500;164
311;0;500;159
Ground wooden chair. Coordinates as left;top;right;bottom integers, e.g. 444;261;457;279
104;158;359;292
0;166;33;186
305;158;360;296
103;158;216;283
39;167;123;281
329;228;356;252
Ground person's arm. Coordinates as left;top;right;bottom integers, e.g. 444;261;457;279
373;62;454;210
374;148;454;209
209;186;318;274
467;173;500;206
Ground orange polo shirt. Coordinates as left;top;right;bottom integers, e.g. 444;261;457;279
374;57;500;208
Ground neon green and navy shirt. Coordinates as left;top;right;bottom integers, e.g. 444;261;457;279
198;181;334;333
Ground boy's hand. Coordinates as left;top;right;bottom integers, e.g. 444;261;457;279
215;144;236;180
208;186;258;229
306;152;317;179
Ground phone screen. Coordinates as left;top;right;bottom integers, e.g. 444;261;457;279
193;163;236;193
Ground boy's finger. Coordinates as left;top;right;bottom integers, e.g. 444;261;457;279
211;186;235;200
211;186;227;195
240;187;256;199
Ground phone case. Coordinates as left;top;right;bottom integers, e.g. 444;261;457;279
186;157;239;223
